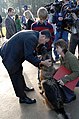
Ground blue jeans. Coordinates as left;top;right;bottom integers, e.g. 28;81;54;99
53;30;68;60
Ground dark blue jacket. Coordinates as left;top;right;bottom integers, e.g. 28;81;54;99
0;30;41;74
53;12;63;30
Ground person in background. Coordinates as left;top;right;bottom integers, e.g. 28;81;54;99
68;0;79;60
15;14;21;32
5;7;17;39
31;7;54;53
31;7;54;86
24;10;35;30
0;15;5;38
52;0;69;62
0;29;52;104
21;5;28;30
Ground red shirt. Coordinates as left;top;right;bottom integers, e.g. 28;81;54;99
31;21;54;51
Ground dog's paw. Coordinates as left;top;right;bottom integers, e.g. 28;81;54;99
57;113;71;119
57;114;64;119
40;90;44;95
38;83;42;89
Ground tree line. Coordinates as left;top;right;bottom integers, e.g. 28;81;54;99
0;0;54;16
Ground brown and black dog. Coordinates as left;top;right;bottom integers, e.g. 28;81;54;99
37;44;70;119
36;44;55;94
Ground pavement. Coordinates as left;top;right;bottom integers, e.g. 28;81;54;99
0;37;79;119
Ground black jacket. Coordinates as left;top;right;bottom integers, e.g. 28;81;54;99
1;30;41;74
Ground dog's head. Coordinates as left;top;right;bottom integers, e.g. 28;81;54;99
36;44;47;55
36;44;52;60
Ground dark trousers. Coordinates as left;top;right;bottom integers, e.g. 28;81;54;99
8;66;26;98
69;33;79;55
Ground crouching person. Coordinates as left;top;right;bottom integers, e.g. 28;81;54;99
42;39;79;119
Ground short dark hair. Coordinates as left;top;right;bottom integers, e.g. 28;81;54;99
15;14;19;20
8;8;14;13
54;39;68;53
40;29;52;39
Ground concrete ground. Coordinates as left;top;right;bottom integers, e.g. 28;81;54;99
0;37;79;119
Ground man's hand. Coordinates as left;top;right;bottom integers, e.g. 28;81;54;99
58;17;63;21
57;79;64;86
40;59;52;67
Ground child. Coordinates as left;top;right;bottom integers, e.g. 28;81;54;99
31;7;55;84
31;7;54;52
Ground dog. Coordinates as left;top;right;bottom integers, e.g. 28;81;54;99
36;44;55;94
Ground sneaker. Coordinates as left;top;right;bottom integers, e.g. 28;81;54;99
54;58;60;63
24;86;34;92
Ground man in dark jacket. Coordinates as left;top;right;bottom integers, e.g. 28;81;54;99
5;8;17;39
0;30;52;104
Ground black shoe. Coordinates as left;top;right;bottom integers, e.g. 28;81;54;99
24;86;34;92
19;97;36;104
55;58;60;63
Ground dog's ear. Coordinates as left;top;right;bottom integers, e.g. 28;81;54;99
37;44;45;50
36;44;46;55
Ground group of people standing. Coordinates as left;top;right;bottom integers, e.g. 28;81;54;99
4;7;35;39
